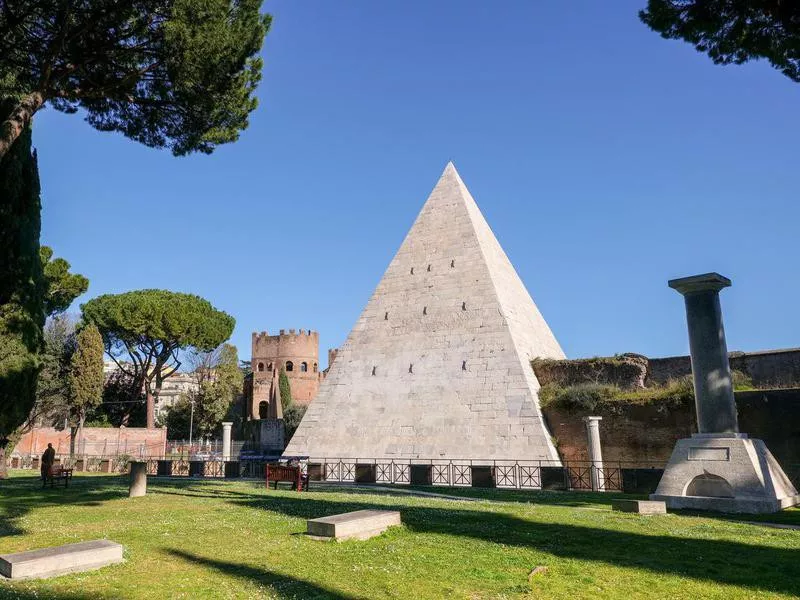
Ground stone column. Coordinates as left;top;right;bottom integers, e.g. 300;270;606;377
129;461;147;497
222;422;233;461
668;273;738;434
583;416;604;491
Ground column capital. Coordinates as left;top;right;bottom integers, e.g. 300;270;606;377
583;416;602;423
668;273;731;296
221;422;233;428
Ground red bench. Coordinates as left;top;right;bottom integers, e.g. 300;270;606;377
265;463;307;491
44;466;73;488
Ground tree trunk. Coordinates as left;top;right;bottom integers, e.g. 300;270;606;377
146;389;155;429
0;439;9;480
0;93;44;161
70;413;86;456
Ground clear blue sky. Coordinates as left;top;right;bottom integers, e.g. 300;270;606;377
35;1;800;366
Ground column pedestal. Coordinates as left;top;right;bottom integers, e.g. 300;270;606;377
651;273;798;513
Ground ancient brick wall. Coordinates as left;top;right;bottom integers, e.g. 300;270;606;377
647;348;800;388
13;427;167;457
645;356;692;385
533;354;648;390
543;389;800;470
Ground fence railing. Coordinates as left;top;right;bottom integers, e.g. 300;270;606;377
302;457;669;493
164;440;246;459
11;454;799;495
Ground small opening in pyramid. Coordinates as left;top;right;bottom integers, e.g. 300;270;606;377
384;311;388;320
372;366;376;376
451;259;455;268
423;306;427;315
410;267;414;275
409;364;413;373
462;301;466;311
427;264;431;272
462;360;467;370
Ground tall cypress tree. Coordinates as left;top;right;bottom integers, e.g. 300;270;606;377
279;368;293;411
0;102;44;478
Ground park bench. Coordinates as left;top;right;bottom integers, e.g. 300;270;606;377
44;466;73;488
265;463;308;491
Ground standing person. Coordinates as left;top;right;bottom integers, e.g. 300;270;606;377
41;443;56;485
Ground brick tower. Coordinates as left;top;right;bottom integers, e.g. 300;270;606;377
248;329;322;420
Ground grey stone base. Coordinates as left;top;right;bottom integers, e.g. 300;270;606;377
612;499;667;514
651;493;800;514
307;510;401;541
650;435;800;514
0;540;123;580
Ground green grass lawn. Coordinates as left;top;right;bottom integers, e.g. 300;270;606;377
1;472;799;599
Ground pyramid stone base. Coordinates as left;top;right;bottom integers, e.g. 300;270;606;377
650;434;800;514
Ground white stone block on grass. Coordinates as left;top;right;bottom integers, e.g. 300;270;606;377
612;499;667;515
0;540;123;580
307;510;401;540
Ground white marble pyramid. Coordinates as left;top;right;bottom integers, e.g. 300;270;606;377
284;163;565;462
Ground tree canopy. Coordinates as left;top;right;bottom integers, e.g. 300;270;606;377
40;246;89;316
164;343;242;439
0;116;42;477
279;367;292;410
68;324;104;428
640;1;800;82
82;289;235;428
0;0;272;160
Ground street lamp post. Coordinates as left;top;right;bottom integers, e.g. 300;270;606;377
188;399;195;459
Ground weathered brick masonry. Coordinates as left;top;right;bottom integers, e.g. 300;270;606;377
543;389;800;472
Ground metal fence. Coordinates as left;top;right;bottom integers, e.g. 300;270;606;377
10;454;799;494
305;457;669;493
163;440;246;460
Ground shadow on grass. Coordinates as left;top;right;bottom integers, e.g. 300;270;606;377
216;488;800;597
368;483;633;507
0;474;127;537
166;549;354;599
0;589;100;599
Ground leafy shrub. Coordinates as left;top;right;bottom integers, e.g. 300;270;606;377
283;403;307;443
539;383;617;412
732;370;755;391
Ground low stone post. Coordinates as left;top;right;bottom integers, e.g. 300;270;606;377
222;422;233;461
583;416;605;492
129;461;147;497
668;273;738;434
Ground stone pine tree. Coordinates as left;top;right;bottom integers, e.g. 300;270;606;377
0;0;272;160
0;0;270;469
82;290;235;429
67;324;104;455
40;247;89;317
0;118;43;479
640;1;800;82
